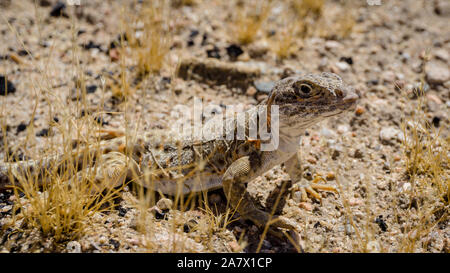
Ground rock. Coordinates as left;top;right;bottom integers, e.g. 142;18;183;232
254;81;275;94
86;85;97;94
0;0;11;8
432;116;441;127
292;191;303;203
248;41;269;58
382;70;396;83
402;182;412;192
66;241;82;253
16;122;27;134
177;57;260;90
318;57;328;70
366;240;380;253
326;172;336;180
400;52;411;62
375;215;388;232
50;2;68;18
353;148;364;159
156;198;173;211
425;61;449;86
434;49;449;62
324;40;341;50
434;0;450;16
226;44;244;61
355;106;365;116
379;127;402;144
337;124;349;134
109;238;120;250
306;157;317;164
339;56;353;65
330;145;343;160
246;86;257;96
206;46;221;59
0;75;16;95
39;0;52;7
321;127;337;138
36;128;51;137
299;202;313;211
335;61;350;72
348;198;362;206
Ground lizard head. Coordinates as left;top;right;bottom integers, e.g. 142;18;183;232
266;72;359;136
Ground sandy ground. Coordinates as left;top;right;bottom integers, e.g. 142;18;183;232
0;0;448;252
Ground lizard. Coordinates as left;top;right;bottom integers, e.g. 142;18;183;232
0;72;359;232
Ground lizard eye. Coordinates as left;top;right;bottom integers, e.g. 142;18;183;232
293;82;312;97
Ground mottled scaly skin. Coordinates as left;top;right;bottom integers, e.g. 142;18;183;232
0;72;359;232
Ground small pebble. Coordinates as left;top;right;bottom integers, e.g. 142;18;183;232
326;172;336;180
335;61;350;72
425;61;449;85
226;44;243;60
0;75;16;95
50;2;67;17
299;202;313;211
156;198;173;211
66;241;81;253
355;106;365;116
246;86;257;96
366;240;380;253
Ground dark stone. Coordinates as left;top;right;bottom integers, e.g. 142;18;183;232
117;206;128;217
17;50;29;56
206;46;221;59
86;85;97;93
183;223;190;233
16;122;27;134
432;116;440;127
189;29;199;39
0;75;16;95
50;2;68;18
39;0;51;7
183;219;198;233
339;56;353;65
155;211;166;220
367;79;379;86
201;33;208;46
109;238;120;250
94;116;108;126
160;77;171;85
226;44;244;60
375;215;388;232
82;41;102;51
36;128;50;137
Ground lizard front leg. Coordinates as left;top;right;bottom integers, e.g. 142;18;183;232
222;156;297;230
285;151;337;201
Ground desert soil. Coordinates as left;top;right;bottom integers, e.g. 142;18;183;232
0;0;448;253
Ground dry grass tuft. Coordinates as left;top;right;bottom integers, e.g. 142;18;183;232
122;0;172;77
397;83;449;252
292;0;324;18
231;0;272;45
